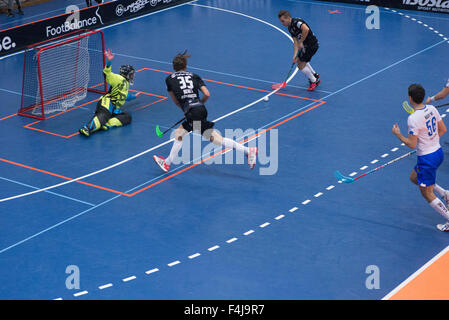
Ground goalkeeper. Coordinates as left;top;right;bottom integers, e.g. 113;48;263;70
79;49;139;137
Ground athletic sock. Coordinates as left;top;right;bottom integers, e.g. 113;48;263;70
166;139;183;165
301;65;316;83
307;63;316;75
221;138;248;154
434;184;447;198
430;198;449;220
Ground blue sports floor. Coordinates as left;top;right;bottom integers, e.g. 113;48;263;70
1;0;449;300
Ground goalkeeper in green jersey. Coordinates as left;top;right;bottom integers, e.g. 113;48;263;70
79;49;140;137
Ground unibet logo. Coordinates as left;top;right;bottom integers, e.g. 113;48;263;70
0;36;16;52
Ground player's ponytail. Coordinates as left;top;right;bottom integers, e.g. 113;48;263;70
173;50;191;72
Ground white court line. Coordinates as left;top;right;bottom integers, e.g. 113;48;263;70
302;200;311;205
289;207;298;212
2;12;445;206
326;185;335;190
145;268;159;275
243;230;255;236
382;245;449;300
260;222;270;228
168;261;180;267
73;291;88;297
98;283;113;290
0;4;298;204
0;176;95;207
189;253;201;259
208;245;220;251
122;276;136;282
4;3;448;268
226;238;238;243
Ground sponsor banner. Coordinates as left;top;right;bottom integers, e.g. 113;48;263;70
0;0;190;57
317;0;449;14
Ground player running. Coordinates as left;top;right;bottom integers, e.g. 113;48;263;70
278;10;320;91
425;77;449;104
153;51;258;172
79;49;139;137
392;84;449;232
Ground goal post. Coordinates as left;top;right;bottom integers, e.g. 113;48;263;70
19;29;107;120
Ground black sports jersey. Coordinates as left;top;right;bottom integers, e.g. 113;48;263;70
165;71;206;113
288;18;318;47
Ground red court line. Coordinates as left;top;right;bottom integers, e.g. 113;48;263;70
0;157;130;196
0;100;325;198
134;97;167;111
127;100;326;197
24;90;166;139
2;71;325;197
0;113;18;121
23;98;99;139
141;67;322;102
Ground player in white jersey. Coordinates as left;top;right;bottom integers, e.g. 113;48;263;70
425;77;449;104
392;84;449;232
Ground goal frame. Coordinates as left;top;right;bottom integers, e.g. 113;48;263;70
19;29;107;120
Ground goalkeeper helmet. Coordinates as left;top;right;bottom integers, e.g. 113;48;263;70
120;65;135;85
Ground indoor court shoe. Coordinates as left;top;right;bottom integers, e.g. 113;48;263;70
437;222;449;232
307;79;321;91
153;155;170;173
247;147;258;170
79;126;90;137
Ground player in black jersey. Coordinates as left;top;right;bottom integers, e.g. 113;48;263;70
153;52;258;172
278;10;321;91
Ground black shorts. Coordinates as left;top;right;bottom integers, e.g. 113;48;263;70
298;42;319;63
182;105;215;135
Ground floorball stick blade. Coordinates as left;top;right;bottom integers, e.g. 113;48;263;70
155;125;164;137
334;171;354;183
272;82;286;90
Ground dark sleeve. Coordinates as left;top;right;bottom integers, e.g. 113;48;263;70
165;76;172;92
193;74;206;88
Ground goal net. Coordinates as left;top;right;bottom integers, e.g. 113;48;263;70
19;29;107;120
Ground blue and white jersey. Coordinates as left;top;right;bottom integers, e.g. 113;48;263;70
407;105;442;156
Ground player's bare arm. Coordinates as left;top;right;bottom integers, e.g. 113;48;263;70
168;91;182;109
292;37;299;62
392;124;418;149
199;86;210;105
298;23;309;50
438;120;447;137
426;87;449;104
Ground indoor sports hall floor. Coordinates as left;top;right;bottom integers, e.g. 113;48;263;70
1;0;449;300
